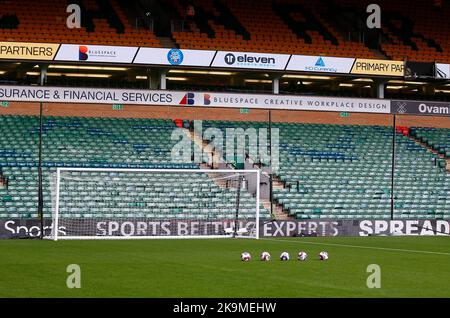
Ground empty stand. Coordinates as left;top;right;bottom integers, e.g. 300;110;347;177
1;0;450;61
0;114;269;219
339;0;450;62
0;0;160;47
170;0;378;57
201;119;450;220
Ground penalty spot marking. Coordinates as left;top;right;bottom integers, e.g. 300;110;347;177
262;238;450;256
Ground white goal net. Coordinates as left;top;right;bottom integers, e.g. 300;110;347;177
47;168;260;240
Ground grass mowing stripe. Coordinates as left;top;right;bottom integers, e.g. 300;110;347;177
262;238;450;256
1;238;449;297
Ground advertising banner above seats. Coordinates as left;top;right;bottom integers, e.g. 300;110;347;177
0;85;390;113
285;55;355;74
2;85;447;117
210;51;291;70
1;41;410;76
0;41;60;61
350;59;404;77
134;48;215;67
55;44;138;63
391;100;450;116
1;218;449;239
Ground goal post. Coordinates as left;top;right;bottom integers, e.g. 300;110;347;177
47;168;260;240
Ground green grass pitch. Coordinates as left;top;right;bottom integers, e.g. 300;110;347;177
0;236;449;298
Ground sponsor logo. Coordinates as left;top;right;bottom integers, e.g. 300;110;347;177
79;45;88;61
0;42;59;60
224;53;236;65
167;48;184;65
179;92;195;105
78;45;117;61
395;102;407;114
315;57;325;67
286;55;355;73
393;101;450;116
0;219;66;238
224;53;276;67
304;56;338;72
203;94;211;105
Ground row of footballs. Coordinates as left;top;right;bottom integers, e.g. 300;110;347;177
241;251;329;261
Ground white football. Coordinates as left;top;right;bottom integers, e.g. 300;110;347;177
319;251;329;260
260;251;271;261
241;252;251;262
280;251;290;261
298;251;308;261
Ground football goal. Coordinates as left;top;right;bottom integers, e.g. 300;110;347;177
47;168;260;240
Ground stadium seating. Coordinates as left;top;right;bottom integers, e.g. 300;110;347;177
171;0;377;57
0;0;161;47
201;119;450;219
2;0;450;61
394;133;449;219
0;114;448;220
0;115;269;220
338;0;450;62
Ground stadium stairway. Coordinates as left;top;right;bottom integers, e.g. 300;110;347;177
158;36;178;48
408;127;450;172
409;133;449;170
186;123;272;218
250;161;292;220
410;127;450;158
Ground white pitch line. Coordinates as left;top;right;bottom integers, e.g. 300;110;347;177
261;238;450;256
